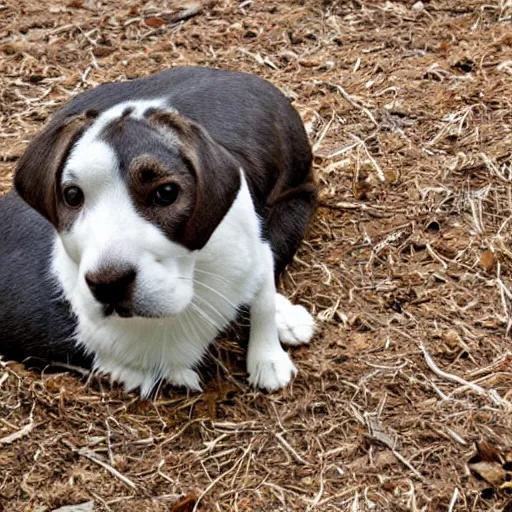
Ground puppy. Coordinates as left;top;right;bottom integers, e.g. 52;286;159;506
0;66;316;397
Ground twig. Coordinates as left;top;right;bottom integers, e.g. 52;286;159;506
349;133;385;182
63;440;137;489
307;464;325;508
169;4;202;24
420;343;511;408
322;81;379;128
366;418;425;481
426;243;448;270
193;445;250;512
0;407;35;445
444;427;468;446
312;114;335;154
81;447;137;489
275;432;310;465
80;447;137;489
448;487;460;512
43;360;92;377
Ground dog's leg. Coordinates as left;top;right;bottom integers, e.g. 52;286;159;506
97;354;203;396
95;354;154;397
265;187;316;283
247;243;297;391
166;367;202;392
275;293;315;346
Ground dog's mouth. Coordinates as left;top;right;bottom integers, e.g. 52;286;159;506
99;295;191;320
104;304;134;318
102;303;171;320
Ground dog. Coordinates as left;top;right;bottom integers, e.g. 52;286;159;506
0;66;316;397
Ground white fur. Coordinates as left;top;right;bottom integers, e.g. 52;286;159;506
246;245;299;391
275;294;315;346
52;101;315;396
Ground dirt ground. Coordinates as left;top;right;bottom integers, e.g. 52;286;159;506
1;0;512;510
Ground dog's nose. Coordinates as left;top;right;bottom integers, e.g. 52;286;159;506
85;267;136;308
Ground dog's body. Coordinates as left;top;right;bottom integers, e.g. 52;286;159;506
0;67;316;396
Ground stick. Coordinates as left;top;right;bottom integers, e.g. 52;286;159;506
63;439;137;490
0;404;35;445
420;343;511;408
448;487;460;512
325;82;379;128
79;448;137;489
275;432;310;466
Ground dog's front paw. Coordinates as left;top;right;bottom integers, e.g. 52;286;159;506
166;367;202;392
275;294;315;346
247;348;297;391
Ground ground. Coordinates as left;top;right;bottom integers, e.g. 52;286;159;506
1;0;512;510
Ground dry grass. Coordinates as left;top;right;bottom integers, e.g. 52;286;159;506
1;0;512;510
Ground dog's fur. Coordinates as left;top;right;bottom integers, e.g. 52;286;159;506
0;66;316;396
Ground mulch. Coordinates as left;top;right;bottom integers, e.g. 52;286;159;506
1;1;512;510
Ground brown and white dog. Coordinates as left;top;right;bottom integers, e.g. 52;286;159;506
0;66;316;397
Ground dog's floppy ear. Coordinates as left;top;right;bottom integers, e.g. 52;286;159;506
149;110;242;251
14;110;98;227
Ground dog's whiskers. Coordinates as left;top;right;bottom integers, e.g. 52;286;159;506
193;268;234;285
193;294;232;326
183;306;207;347
190;301;223;332
187;279;239;310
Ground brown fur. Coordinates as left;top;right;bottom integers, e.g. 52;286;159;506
126;153;196;242
148;110;242;250
14;110;98;230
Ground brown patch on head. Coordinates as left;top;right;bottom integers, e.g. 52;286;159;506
14;110;98;228
148;110;242;250
126;154;196;241
99;115;199;244
131;155;177;185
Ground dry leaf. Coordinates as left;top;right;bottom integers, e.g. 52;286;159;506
67;0;84;8
468;441;512;487
352;167;373;200
469;461;507;486
93;46;116;57
352;179;371;200
348;454;369;471
384;169;400;183
479;250;496;272
145;17;167;28
351;332;372;351
471;441;505;464
373;450;397;467
170;494;198;512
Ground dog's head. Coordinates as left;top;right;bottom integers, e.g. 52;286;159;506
14;101;241;319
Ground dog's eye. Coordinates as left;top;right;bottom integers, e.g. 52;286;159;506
63;186;84;208
153;183;180;206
